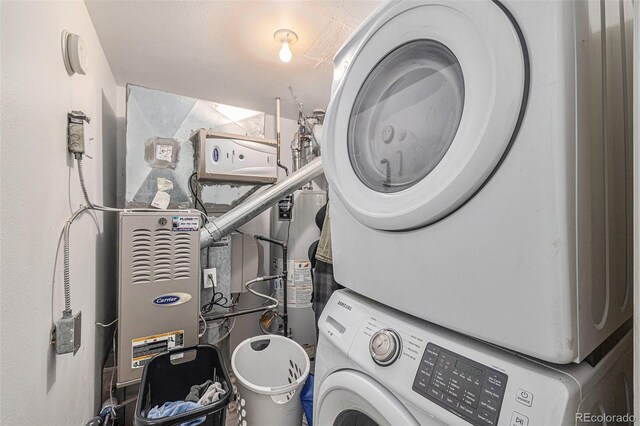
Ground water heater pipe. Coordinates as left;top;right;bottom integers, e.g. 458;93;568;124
254;235;289;337
275;97;289;176
200;156;323;248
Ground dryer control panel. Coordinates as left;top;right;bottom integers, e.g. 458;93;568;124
413;343;508;426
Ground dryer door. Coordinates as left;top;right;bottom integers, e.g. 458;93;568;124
315;370;424;426
323;0;528;230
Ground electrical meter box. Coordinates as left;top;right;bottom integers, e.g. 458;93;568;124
192;130;277;184
117;211;201;386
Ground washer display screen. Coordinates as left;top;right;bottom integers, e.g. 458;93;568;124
348;39;464;193
455;360;484;383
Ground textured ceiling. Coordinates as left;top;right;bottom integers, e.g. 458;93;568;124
85;0;380;119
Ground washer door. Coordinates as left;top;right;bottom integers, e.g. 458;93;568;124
315;370;420;426
324;0;528;230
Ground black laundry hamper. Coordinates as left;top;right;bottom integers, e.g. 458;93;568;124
134;344;232;426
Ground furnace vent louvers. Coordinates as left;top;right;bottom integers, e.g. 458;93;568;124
132;229;152;284
174;233;191;279
154;228;172;281
130;227;193;283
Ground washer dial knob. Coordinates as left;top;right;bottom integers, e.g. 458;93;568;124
369;329;402;366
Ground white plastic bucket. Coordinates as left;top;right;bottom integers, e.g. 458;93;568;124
231;335;310;426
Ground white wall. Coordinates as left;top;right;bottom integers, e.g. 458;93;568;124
0;2;119;424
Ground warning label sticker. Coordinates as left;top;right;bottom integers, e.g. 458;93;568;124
171;216;199;231
292;260;312;285
273;259;312;286
131;330;184;369
274;258;313;307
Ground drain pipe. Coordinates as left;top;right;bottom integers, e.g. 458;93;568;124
254;235;289;338
200;156;323;248
276;97;289;176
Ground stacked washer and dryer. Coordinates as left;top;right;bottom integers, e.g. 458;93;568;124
315;1;634;425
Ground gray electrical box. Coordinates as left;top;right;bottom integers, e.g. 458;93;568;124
117;211;201;386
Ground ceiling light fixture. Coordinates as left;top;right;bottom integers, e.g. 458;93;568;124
274;29;298;63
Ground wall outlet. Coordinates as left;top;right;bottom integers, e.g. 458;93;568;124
203;268;217;289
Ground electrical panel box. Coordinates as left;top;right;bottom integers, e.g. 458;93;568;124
117;211;201;387
192;130;277;184
230;233;260;293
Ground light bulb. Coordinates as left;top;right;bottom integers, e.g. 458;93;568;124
274;29;297;63
279;41;292;63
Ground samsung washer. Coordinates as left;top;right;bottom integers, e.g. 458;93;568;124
314;290;634;426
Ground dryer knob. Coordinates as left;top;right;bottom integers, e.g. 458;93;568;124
369;329;402;366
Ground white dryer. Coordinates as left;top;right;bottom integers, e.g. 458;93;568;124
322;0;633;363
314;290;634;426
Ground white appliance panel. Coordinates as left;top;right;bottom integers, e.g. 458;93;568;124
193;130;277;184
315;290;633;426
322;0;633;363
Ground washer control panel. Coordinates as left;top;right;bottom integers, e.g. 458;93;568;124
413;343;508;426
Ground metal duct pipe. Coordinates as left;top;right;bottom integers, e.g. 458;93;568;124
200;157;323;248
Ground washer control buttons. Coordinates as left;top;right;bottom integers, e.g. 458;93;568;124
413;343;508;426
511;412;529;426
516;389;533;407
369;329;402;366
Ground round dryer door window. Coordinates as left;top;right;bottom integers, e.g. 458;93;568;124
323;1;528;230
348;40;464;194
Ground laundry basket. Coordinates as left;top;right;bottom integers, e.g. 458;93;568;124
134;344;232;426
231;335;310;426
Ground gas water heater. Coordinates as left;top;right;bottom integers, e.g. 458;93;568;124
271;190;327;349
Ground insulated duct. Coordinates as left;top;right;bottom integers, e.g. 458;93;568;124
200;157;323;248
